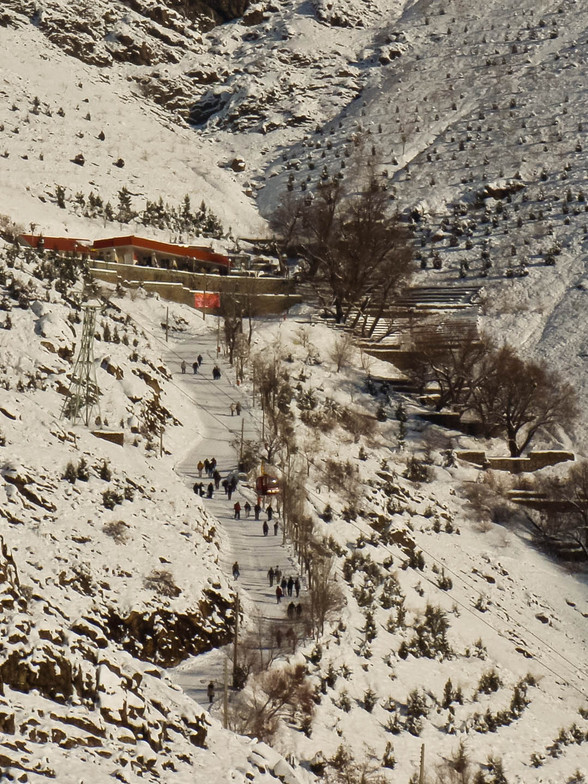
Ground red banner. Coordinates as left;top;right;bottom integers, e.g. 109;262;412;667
194;292;220;309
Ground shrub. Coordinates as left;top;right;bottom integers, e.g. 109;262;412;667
99;460;112;481
477;668;502;695
144;569;181;597
64;461;77;483
404;455;434;482
103;520;129;544
363;688;377;712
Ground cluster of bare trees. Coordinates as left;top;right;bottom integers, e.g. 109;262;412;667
271;176;414;323
410;330;578;456
534;460;588;558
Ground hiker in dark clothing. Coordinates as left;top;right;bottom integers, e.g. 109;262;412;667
287;602;295;619
212;365;221;380
210;457;217;474
294;577;301;597
254;503;261;521
275;567;282;583
244;501;251;518
181;360;186;374
222;479;229;495
287;577;294;597
234;501;241;520
296;603;302;618
207;483;214;498
213;469;221;489
276;585;283;604
207;681;215;704
235;402;241;415
204;458;210;476
193;482;200;495
199;483;205;496
227;486;233;501
268;567;275;587
262;521;269;536
232;561;240;579
197;354;203;366
192;361;198;374
267;505;273;522
273;521;279;536
280;576;287;592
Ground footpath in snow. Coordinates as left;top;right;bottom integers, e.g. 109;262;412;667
166;322;304;708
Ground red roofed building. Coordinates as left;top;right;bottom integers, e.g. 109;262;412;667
91;236;230;273
20;235;92;255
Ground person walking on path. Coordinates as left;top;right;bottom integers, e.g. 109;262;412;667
232;561;240;579
210;458;217;474
222;479;229;495
268;567;275;587
244;501;251;518
235;402;241;416
273;520;279;536
230;404;235;416
228;485;233;501
262;521;269;536
204;459;210;477
197;354;203;367
197;460;204;478
280;576;287;592
294;577;301;598
193;482;200;495
213;469;221;490
192;361;199;375
296;603;302;618
254;503;261;521
207;681;215;704
276;585;283;604
287;602;295;619
212;365;221;380
234;501;241;520
181;360;186;374
267;505;273;522
287;576;294;597
207;482;214;498
275;567;282;584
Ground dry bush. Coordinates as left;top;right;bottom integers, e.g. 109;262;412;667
103;520;129;544
308;556;345;638
329;332;356;372
339;407;376;443
229;663;315;742
300;407;338;433
143;569;181;597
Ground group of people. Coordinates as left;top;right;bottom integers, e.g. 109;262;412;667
179;355;221;380
229;402;242;416
197;458;217;478
268;569;300;597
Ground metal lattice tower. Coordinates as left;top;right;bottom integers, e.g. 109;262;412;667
61;302;102;426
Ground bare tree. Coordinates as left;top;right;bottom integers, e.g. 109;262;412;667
467;345;578;456
273;177;413;323
536;461;588;557
307;555;345;638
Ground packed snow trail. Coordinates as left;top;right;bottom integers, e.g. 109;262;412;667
167;322;304;708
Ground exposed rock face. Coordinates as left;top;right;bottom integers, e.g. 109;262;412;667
2;0;252;68
0;539;211;775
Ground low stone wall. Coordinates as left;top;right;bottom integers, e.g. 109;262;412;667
457;450;575;473
89;263;301;315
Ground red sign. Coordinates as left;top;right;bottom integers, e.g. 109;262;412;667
194;292;220;309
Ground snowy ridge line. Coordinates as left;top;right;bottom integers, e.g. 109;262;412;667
110;299;587;695
296;442;588;697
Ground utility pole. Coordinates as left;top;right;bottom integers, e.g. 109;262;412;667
239;419;244;463
202;272;207;321
165;307;169;342
61;301;101;427
223;658;229;730
232;592;239;688
419;743;425;784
